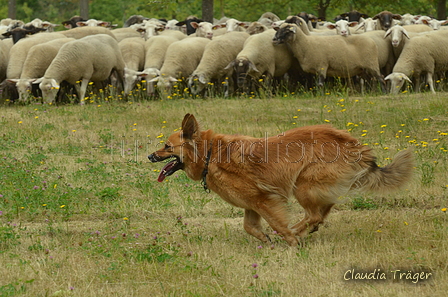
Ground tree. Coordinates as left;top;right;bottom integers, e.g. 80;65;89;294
80;0;89;19
437;0;446;19
8;0;16;18
202;0;213;22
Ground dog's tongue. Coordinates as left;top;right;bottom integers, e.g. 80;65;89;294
157;160;177;182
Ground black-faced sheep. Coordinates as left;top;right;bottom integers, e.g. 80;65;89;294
372;11;401;31
272;22;385;91
37;34;125;104
385;30;448;94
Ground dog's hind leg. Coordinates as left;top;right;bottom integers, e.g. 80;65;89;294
244;209;271;244
292;202;334;238
251;199;299;246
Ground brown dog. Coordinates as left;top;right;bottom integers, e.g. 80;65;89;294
149;114;414;246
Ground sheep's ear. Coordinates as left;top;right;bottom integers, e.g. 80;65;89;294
224;60;235;70
384;74;392;81
402;74;412;83
212;24;221;30
402;29;410;39
190;22;199;29
326;23;336;30
288;25;297;33
384;28;392;38
7;79;19;84
148;77;159;83
168;77;178;83
356;22;365;31
136;71;148;77
198;74;206;85
392;14;402;20
33;77;44;84
348;21;358;27
248;61;259;73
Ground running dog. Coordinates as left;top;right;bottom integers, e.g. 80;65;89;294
148;114;414;246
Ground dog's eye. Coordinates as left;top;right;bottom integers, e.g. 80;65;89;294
164;144;173;150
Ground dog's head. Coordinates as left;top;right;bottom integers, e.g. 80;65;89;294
149;113;206;182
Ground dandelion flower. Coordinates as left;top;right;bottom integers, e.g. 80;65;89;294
442;208;447;212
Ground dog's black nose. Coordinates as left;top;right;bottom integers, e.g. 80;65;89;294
148;154;157;162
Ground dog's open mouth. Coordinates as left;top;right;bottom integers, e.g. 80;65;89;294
157;156;184;182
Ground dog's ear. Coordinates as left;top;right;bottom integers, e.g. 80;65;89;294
181;113;200;141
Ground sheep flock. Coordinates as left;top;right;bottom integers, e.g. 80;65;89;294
1;10;448;104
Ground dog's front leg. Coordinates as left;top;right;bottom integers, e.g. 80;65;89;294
243;209;271;244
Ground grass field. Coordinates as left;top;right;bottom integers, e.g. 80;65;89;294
0;91;447;296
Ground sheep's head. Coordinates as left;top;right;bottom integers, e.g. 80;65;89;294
137;68;160;96
38;78;59;104
385;73;412;94
225;58;259;88
187;73;207;95
272;23;297;45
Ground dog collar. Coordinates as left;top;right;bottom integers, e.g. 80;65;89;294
201;140;213;193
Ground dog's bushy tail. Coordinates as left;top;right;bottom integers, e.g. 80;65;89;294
358;150;415;193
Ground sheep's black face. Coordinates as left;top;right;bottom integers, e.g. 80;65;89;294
272;25;294;45
234;59;250;88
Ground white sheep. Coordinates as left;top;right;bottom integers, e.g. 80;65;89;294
383;25;432;60
355;18;378;32
385;30;448;94
130;19;165;40
272;22;385;91
190;21;215;39
360;30;395;75
111;27;142;42
60;26;117;40
225;29;295;91
245;22;268;35
7;38;75;101
136;32;186;96
6;32;67;80
221;18;248;33
326;19;358;36
76;19;114;28
118;37;146;95
37;34;125;103
165;19;180;30
188;31;250;96
0;38;13;81
148;37;211;95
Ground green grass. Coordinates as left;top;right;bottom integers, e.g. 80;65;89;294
0;91;447;296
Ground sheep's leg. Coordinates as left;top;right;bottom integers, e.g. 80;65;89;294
78;78;90;105
427;72;436;94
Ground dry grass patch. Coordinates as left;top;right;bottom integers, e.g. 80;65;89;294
0;93;447;296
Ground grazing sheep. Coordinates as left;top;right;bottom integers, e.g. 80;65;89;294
118;37;146;95
385;30;448;94
272;22;385;91
0;38;13;81
6;32;67;80
148;37;211;95
7;38;75;101
37;34;125;103
225;29;295;92
137;33;186;96
188;31;250;96
60;26;116;40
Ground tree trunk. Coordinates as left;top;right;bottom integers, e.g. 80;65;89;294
317;0;332;21
8;0;16;19
202;0;214;23
80;0;89;20
437;0;447;20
